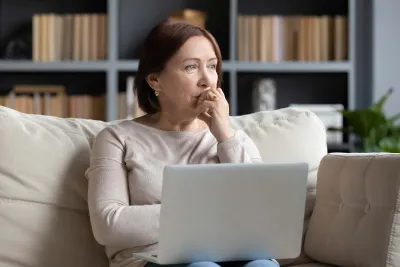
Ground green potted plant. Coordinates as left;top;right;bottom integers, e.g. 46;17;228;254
331;88;400;153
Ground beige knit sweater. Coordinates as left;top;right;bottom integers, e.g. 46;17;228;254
85;120;263;267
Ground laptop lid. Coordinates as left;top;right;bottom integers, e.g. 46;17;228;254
157;162;308;264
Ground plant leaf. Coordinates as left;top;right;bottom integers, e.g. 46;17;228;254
371;87;394;112
341;109;386;138
388;112;400;124
378;137;400;153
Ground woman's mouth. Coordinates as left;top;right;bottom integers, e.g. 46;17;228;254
192;94;201;98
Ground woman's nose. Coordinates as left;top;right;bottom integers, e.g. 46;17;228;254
198;68;212;88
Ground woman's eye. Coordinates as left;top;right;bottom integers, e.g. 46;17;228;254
185;65;197;71
208;64;217;69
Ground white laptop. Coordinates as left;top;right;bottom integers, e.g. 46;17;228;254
133;162;308;265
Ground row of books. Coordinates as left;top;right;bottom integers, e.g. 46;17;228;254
0;92;144;120
0;92;106;120
32;13;108;62
0;77;145;121
237;15;348;62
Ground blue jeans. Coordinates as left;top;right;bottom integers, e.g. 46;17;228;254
145;259;279;267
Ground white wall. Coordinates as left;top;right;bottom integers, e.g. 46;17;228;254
373;0;400;117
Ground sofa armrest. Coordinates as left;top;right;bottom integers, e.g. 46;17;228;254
304;153;400;267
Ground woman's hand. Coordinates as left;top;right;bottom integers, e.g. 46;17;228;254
196;88;234;143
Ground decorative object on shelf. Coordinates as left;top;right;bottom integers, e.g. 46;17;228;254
330;87;400;153
168;9;207;29
252;78;276;112
2;23;32;59
125;76;135;120
289;103;344;145
118;76;145;120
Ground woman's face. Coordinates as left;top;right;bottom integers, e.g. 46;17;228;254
149;35;219;117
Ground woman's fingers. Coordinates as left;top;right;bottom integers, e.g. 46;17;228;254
197;88;227;113
198;90;213;102
211;88;224;100
208;90;218;101
199;88;224;102
198;110;212;123
201;100;216;110
199;100;218;117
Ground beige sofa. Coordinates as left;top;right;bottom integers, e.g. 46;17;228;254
0;105;399;267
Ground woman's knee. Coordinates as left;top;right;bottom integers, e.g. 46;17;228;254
243;259;279;267
146;261;221;267
187;261;222;267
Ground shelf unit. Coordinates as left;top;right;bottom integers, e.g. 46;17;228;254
0;60;351;73
0;0;372;136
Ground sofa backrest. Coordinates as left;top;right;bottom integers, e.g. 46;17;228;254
0;106;327;267
304;152;400;267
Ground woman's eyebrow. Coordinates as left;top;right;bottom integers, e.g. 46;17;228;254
182;57;217;62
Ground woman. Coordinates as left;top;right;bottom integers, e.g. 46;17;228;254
85;20;279;267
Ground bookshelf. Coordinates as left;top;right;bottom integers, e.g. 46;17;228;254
0;0;372;150
0;61;108;71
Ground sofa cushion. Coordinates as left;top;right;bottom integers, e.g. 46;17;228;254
230;108;327;266
288;264;337;267
304;153;400;267
230;108;327;219
0;106;327;267
0;106;110;267
290;263;338;267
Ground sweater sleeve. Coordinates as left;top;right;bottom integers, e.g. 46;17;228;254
85;127;160;248
217;130;263;163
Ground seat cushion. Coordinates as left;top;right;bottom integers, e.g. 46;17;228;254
304;153;400;267
0;106;327;267
288;264;337;267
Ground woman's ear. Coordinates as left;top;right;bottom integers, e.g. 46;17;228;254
145;73;160;91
